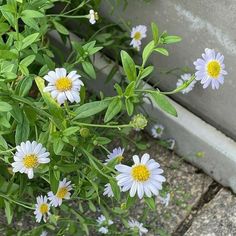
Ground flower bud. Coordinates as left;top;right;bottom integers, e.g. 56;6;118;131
80;128;90;138
130;114;148;130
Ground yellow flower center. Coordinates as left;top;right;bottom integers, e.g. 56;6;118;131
131;164;150;182
207;60;221;78
134;32;142;40
39;203;48;214
23;154;38;168
56;187;68;199
55;77;72;91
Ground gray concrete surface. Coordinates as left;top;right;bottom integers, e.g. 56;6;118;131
185;188;236;236
99;0;236;140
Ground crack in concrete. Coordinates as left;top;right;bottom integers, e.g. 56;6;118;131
173;181;222;236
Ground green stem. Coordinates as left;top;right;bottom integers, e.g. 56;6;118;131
73;122;131;129
47;14;87;19
0;193;34;210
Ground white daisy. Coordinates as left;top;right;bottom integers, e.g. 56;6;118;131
97;215;106;225
11;141;50;179
176;73;197;94
98;226;108;234
105;147;124;163
40;231;48;236
89;9;98;24
48;178;72;207
43;68;84;105
103;183;114;198
158;193;170;207
194;48;227;89
115;153;166;199
166;138;175;150
151;124;164;138
128;219;148;236
96;215;113;226
130;25;147;51
34;195;51;223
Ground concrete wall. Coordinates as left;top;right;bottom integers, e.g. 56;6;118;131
100;0;236;140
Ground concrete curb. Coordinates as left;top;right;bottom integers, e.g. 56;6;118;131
49;31;236;193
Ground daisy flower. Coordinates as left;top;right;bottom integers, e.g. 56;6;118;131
97;215;113;225
105;147;124;163
115;153;166;199
151;124;164;138
194;48;227;89
103;183;114;198
158;193;170;207
11;141;50;179
89;9;98;24
176;73;197;94
130;25;147;51
97;215;106;225
34;195;51;223
98;227;108;234
128;219;148;236
43;68;84;105
48;178;72;207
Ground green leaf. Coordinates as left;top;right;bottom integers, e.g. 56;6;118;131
50;169;59;193
149;92;177;117
19;64;29;76
17;76;33;97
20;55;36;67
0;102;12;112
104;97;122;122
22;33;39;50
163;35;182;44
125;98;134;116
4;200;13;224
0;50;17;59
21;10;44;18
109;179;120;201
74;100;111;119
144;197;156;210
15;112;30;144
114;83;123;96
139;66;154;80
95;137;111;145
35;77;65;130
53;20;69;35
151;22;159;45
126;195;136;208
82;61;96;79
63;127;80;136
88;201;96;212
21;17;39;30
0;23;10;34
124;81;135;97
53;137;64;155
120;50;136;82
142;40;155;65
154;48;169;56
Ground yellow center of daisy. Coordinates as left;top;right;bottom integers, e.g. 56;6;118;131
134;32;142;40
39;203;48;214
55;77;72;91
207;60;221;78
131;164;150;182
56;187;68;199
23;154;38;168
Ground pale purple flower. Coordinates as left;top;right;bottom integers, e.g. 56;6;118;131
193;48;227;89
